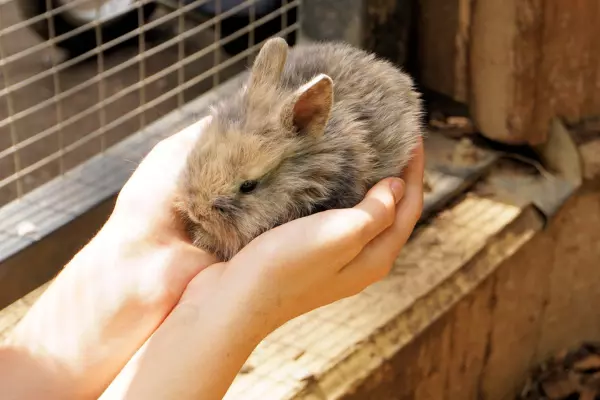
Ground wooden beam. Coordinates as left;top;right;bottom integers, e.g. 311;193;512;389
470;0;600;145
417;0;471;103
418;0;600;145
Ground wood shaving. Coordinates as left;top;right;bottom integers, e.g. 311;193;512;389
16;221;38;238
428;115;476;138
239;363;255;374
451;137;482;166
517;342;600;400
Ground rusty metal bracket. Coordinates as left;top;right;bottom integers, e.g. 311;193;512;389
522;177;579;225
526;118;583;223
477;118;583;227
420;118;584;227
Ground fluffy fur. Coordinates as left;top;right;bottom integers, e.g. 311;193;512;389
176;37;423;261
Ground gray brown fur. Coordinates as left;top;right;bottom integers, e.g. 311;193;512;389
176;37;423;261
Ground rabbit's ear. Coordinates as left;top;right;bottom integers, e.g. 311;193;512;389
282;74;334;138
248;37;288;93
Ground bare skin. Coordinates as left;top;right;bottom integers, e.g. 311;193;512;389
0;116;424;400
0;117;218;400
101;133;425;400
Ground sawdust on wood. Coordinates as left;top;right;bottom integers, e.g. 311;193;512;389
428;114;476;138
451;137;482;166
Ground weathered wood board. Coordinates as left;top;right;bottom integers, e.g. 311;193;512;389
3;145;599;399
417;0;471;103
418;0;600;145
0;185;533;399
326;141;600;400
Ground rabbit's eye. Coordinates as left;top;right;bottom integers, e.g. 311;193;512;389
240;180;259;194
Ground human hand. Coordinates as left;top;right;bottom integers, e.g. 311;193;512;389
3;117;218;399
99;139;425;400
188;137;425;332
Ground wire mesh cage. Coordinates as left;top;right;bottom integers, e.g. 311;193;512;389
0;0;300;207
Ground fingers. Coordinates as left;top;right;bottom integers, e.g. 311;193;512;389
399;137;425;228
314;176;404;261
337;139;426;294
349;177;405;244
237;177;405;273
377;138;425;253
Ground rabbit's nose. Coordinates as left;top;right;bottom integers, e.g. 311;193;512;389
212;197;233;213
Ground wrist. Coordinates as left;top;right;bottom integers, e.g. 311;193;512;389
0;346;80;400
99;291;271;400
177;263;277;351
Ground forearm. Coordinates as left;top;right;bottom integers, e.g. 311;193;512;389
1;224;176;399
1;230;111;399
0;346;76;400
100;295;268;400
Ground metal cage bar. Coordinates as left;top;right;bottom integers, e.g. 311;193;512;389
0;0;300;204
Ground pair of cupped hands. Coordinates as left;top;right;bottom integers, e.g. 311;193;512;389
3;116;424;400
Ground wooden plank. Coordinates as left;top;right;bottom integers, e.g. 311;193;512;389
413;319;453;400
330;203;541;400
363;0;415;68
417;0;471;103
0;191;529;400
478;232;554;399
3;155;596;400
423;0;600;145
5;146;597;400
445;277;495;400
291;198;529;400
470;0;600;145
469;0;520;144
313;142;600;400
535;191;600;359
301;0;415;69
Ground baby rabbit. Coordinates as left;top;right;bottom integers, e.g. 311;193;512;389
176;37;423;261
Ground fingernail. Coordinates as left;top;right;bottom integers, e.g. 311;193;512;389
390;178;405;204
